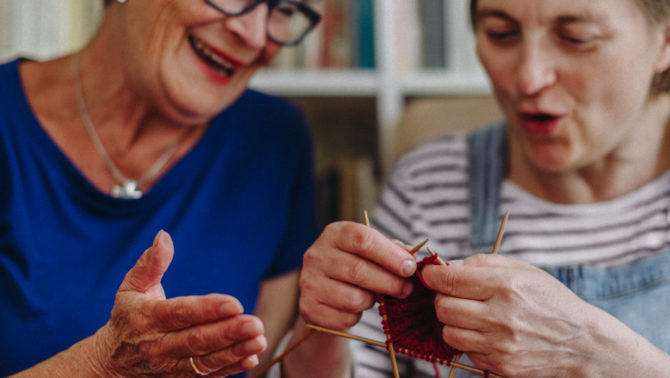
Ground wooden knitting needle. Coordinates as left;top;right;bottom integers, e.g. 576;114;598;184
409;238;429;255
251;329;315;378
426;247;447;266
306;324;504;378
362;210;400;378
448;353;462;378
492;210;510;255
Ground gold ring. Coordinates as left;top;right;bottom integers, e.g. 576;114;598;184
189;356;209;376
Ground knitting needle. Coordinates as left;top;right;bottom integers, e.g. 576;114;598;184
251;329;315;378
307;324;504;378
448;353;462;378
409;238;429;254
306;324;386;347
492;210;510;255
363;210;400;378
426;247;448;266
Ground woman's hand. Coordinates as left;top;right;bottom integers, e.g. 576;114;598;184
298;221;418;330
421;254;661;378
95;230;267;377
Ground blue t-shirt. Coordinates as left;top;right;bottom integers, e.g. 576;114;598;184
0;59;319;375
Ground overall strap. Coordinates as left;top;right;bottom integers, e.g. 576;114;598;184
467;122;507;253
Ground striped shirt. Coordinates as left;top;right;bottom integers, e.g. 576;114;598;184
352;132;670;377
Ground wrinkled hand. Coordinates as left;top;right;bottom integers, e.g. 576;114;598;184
95;230;266;377
299;221;417;330
422;254;604;378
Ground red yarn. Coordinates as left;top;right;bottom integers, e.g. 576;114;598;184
377;255;461;366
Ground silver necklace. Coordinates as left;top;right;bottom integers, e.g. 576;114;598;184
72;53;182;199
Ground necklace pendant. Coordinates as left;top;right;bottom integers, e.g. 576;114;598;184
111;180;143;199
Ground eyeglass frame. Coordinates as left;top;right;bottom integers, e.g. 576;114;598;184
204;0;322;46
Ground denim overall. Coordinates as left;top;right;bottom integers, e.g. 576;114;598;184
467;123;670;353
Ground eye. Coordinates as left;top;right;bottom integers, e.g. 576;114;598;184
560;34;590;44
484;29;519;44
555;23;603;50
274;1;297;17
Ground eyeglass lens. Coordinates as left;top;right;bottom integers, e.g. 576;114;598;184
207;0;316;45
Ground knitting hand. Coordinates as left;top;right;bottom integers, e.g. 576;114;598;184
299;221;417;330
422;254;613;378
93;230;266;377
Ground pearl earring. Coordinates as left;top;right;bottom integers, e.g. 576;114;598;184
117;0;127;3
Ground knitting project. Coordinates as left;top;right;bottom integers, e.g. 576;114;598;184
377;255;461;365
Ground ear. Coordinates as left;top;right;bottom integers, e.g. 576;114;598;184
654;23;670;73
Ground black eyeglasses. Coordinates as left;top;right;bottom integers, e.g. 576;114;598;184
205;0;321;46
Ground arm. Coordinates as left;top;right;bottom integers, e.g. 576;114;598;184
282;221;418;378
11;231;266;378
422;254;670;377
246;270;300;377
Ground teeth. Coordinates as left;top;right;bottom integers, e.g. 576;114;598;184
189;36;235;77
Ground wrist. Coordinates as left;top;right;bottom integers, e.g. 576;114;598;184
281;317;352;378
88;323;120;377
572;306;669;377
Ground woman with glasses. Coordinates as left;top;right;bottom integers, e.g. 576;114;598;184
299;0;670;376
0;0;323;376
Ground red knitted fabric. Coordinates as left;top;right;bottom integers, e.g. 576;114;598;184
377;255;461;365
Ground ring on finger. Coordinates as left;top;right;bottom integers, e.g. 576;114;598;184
189;356;209;376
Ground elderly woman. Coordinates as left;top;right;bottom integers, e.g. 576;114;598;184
298;0;670;376
0;0;324;376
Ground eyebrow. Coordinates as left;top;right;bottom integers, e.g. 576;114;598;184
475;8;611;26
475;9;516;25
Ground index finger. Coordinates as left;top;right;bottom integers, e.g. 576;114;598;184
421;264;497;300
328;222;417;277
150;294;244;331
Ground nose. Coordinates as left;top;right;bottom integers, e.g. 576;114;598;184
515;42;557;95
226;4;269;49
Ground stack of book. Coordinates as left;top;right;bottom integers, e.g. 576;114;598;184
271;0;376;70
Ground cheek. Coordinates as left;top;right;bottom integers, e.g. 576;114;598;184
477;43;517;100
260;44;283;66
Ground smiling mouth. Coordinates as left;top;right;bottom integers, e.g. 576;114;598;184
188;35;235;77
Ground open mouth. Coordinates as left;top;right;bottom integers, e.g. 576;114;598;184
520;112;562;135
188;35;235;78
522;113;558;122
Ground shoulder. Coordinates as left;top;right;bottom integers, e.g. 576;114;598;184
218;89;310;140
228;89;304;120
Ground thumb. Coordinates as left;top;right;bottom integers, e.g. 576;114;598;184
119;230;174;295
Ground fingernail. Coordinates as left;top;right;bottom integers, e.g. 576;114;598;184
242;320;262;336
240;354;259;370
220;300;243;315
401;259;416;276
153;230;164;247
244;335;267;353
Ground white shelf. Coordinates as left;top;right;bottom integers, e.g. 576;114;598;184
400;71;491;97
250;69;379;97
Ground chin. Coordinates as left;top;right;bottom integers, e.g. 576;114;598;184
524;143;576;174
